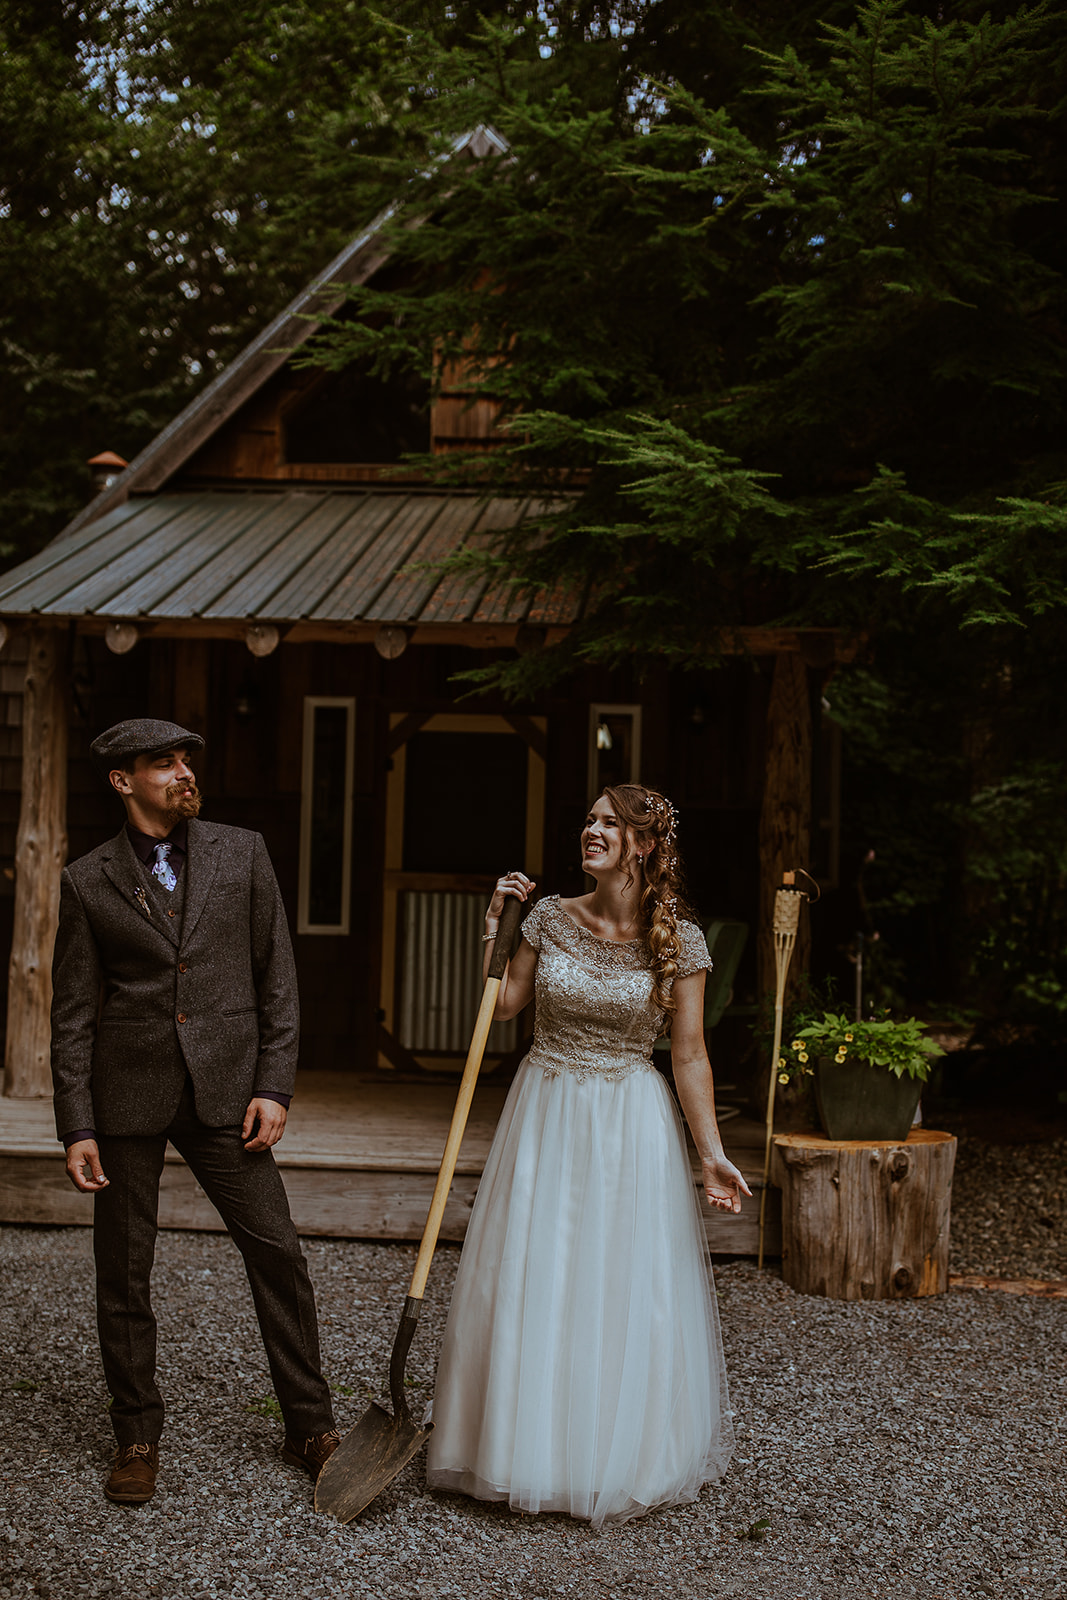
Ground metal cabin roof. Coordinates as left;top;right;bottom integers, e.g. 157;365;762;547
0;489;577;631
60;125;510;542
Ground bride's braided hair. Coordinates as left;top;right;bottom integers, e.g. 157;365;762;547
601;782;694;1016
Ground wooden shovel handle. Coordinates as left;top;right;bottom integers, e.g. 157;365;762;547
406;893;525;1303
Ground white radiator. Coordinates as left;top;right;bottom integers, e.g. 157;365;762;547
398;891;521;1054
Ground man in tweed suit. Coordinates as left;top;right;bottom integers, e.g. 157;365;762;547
51;719;338;1504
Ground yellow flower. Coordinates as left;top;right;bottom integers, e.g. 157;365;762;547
791;1039;803;1051
798;1051;809;1064
778;1072;790;1085
845;1032;854;1042
778;1057;787;1068
835;1048;847;1063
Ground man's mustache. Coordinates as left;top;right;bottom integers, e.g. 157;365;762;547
165;780;201;815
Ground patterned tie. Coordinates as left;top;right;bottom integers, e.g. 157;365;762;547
150;840;177;892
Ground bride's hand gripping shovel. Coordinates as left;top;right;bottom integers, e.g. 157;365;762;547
315;894;525;1522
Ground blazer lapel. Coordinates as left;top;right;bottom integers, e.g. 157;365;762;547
181;820;220;946
101;829;180;948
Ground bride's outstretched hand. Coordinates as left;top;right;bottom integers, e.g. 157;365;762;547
700;1154;754;1214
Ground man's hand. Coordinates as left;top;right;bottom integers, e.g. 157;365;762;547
242;1098;287;1152
65;1139;109;1193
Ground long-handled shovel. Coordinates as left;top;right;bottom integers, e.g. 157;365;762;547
757;871;815;1271
315;893;524;1522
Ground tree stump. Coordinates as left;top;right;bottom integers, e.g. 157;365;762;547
771;1130;957;1300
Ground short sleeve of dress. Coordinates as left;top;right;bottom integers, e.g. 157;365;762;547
520;895;552;952
675;919;712;980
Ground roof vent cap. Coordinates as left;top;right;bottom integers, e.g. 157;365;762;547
88;451;128;493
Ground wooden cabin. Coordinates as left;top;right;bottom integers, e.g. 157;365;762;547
0;128;850;1250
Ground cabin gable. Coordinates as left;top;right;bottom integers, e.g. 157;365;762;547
178;348;504;488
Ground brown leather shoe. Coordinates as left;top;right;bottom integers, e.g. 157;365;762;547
104;1442;159;1505
281;1428;341;1480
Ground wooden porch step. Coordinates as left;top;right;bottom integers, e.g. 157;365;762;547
0;1071;780;1255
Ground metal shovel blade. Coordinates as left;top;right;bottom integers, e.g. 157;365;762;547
314;1401;432;1522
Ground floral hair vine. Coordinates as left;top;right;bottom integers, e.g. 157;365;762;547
642;791;678;845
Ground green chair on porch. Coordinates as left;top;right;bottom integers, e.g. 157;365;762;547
654;918;749;1119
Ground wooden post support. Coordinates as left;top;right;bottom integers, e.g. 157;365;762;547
771;1130;957;1300
4;625;68;1098
758;652;812;1000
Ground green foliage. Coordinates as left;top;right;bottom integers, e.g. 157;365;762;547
244;1394;282;1419
0;0;441;558
303;0;1067;673
780;1011;943;1082
825;611;1067;1025
6;0;1067;1030
965;761;1067;1023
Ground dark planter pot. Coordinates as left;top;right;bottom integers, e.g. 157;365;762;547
813;1056;923;1141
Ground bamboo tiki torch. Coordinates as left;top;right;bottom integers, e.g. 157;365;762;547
758;871;813;1270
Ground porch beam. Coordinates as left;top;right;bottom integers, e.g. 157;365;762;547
502;713;549;761
0;615;865;661
4;624;68;1098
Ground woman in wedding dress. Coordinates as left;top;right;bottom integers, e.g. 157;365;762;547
426;783;750;1529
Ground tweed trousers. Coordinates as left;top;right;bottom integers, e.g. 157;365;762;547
94;1077;334;1445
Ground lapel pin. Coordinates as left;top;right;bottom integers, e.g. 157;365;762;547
134;886;151;918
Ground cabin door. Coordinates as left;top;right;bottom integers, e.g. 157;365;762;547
379;713;546;1072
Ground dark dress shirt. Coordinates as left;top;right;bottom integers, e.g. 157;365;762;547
126;817;190;879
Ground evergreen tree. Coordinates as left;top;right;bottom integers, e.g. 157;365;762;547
299;0;1067;1019
3;1;1064;1019
0;0;435;555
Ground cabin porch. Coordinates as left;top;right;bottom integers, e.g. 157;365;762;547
0;1070;780;1254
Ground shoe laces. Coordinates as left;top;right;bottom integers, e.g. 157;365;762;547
120;1442;155;1460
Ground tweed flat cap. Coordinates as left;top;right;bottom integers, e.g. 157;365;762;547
90;719;205;772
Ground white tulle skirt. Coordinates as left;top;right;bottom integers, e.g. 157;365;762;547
426;1060;734;1529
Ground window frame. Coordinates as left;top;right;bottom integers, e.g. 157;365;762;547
298;696;356;936
587;702;643;798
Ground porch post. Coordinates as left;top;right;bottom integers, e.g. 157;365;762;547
758;650;811;1001
4;623;68;1098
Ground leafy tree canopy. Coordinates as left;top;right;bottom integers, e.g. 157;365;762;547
3;0;1065;1022
302;0;1067;689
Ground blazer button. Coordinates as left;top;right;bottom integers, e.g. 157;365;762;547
177;1013;187;1024
167;909;176;917
178;962;188;973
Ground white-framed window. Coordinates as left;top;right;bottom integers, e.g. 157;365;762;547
588;703;643;798
298;697;355;935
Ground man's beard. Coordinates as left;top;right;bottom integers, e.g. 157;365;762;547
164;780;202;820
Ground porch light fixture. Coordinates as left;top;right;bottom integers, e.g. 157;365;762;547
104;621;139;654
374;625;410;660
596;721;613;752
245;623;280;657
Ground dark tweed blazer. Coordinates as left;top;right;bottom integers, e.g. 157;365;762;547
51;820;299;1141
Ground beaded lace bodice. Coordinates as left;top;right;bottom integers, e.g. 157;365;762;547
519;896;711;1082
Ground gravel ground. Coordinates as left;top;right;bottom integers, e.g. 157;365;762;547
1;1136;1063;1600
948;1137;1065;1281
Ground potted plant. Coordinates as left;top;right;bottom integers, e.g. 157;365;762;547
777;1012;944;1141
